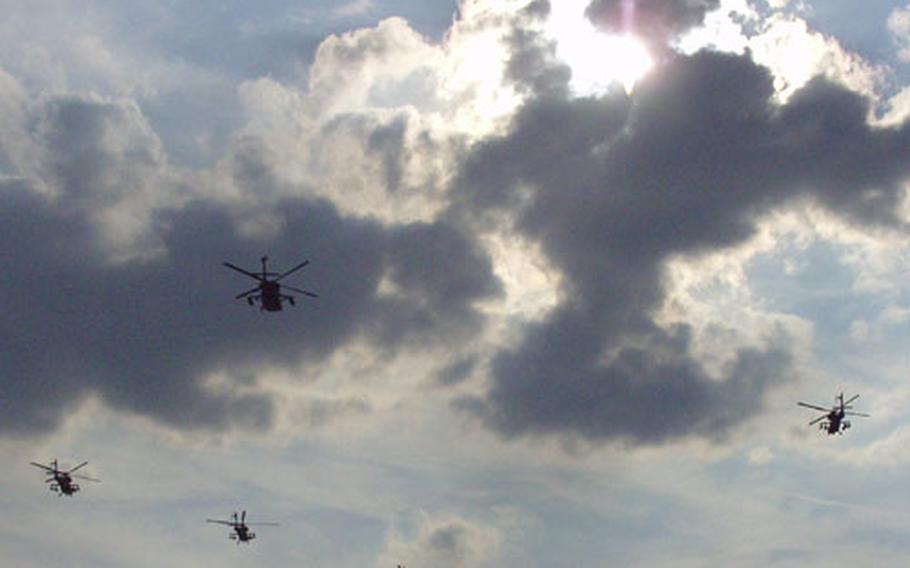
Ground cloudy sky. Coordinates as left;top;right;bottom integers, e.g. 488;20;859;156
5;0;910;566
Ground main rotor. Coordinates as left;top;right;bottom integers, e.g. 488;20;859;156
222;255;318;310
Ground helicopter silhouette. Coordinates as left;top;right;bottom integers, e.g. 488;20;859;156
798;393;869;435
223;256;317;312
29;459;100;496
206;510;278;543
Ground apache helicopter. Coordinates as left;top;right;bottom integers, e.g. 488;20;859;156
798;393;869;435
223;256;317;312
29;459;100;496
206;511;278;543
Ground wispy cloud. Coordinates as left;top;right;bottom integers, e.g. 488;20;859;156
332;0;375;19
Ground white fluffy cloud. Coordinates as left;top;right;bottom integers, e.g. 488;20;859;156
230;6;534;224
679;2;885;102
889;3;910;62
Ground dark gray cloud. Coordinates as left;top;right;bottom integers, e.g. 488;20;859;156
427;523;471;558
368;115;409;192
0;177;498;438
34;95;163;207
505;26;572;100
435;356;478;388
0;88;500;438
585;0;720;48
374;222;502;348
452;50;910;445
502;0;576;100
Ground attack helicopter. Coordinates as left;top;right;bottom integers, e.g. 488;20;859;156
797;393;869;435
29;459;100;496
223;256;317;312
206;510;278;543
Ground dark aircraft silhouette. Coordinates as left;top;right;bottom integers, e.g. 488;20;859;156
798;393;869;435
30;459;100;496
223;256;317;311
207;510;278;543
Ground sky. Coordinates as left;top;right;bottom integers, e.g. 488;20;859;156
4;0;910;566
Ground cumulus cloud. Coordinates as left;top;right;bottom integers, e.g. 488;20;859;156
748;14;885;102
0;134;499;438
451;49;910;446
0;85;173;257
3;0;910;454
380;516;505;568
0;1;552;440
232;7;534;224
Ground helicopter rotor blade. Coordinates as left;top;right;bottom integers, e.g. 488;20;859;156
67;461;89;474
275;260;309;282
842;394;860;407
235;287;260;299
808;415;827;426
223;262;265;282
283;285;318;298
29;462;55;473
72;474;101;482
845;412;869;417
206;519;235;526
242;510;246;523
797;402;830;413
246;522;280;526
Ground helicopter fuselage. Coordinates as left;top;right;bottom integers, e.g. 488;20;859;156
821;410;849;435
51;473;79;496
258;282;283;312
230;524;255;542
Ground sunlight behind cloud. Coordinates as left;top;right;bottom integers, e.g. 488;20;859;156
546;0;653;95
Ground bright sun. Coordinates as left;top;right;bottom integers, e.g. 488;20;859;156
546;0;653;96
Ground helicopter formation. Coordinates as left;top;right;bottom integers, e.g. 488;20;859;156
29;255;871;558
28;257;314;547
29;465;283;542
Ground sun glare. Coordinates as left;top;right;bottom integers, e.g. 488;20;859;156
546;0;654;96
